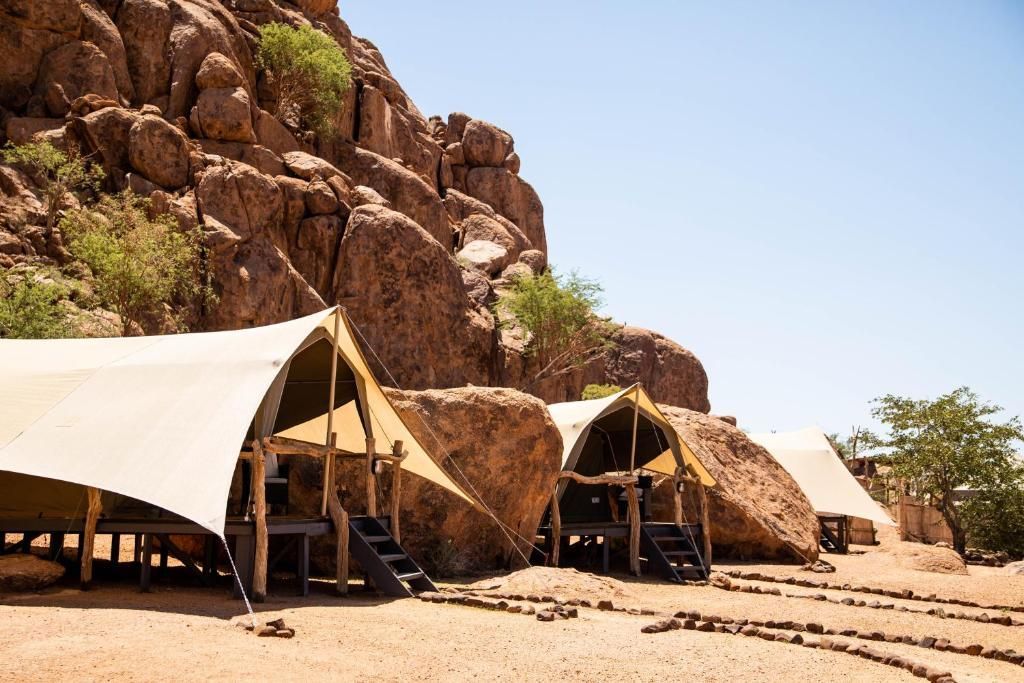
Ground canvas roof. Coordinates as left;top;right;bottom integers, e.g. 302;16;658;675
0;308;475;536
749;427;894;526
547;384;715;487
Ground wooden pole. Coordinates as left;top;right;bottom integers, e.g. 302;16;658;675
80;487;102;589
326;473;349;596
252;438;268;602
549;491;561;567
321;311;342;517
626;482;641;575
629;385;641;471
695;477;712;567
673;468;684;527
365;437;377;518
390;440;403;544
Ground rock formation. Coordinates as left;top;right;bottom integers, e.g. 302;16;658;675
654;406;821;562
0;553;66;592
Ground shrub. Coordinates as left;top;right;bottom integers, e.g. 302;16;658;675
257;22;352;138
961;467;1024;558
61;191;213;336
581;384;622;400
2;141;104;232
497;268;615;390
0;275;72;339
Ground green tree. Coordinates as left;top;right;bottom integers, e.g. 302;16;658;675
496;269;614;390
960;470;1024;557
872;387;1024;553
0;276;71;339
827;427;881;460
2;141;104;233
257;22;352;138
581;383;622;400
61;191;212;336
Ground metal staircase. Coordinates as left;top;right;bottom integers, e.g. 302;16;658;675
348;516;437;597
640;522;709;581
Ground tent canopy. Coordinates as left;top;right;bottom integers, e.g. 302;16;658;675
749;427;894;526
548;384;715;487
0;308;475;536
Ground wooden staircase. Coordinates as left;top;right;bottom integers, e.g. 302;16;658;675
819;515;849;554
640;523;709;581
348;516;437;597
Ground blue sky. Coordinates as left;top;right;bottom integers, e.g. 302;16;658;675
343;2;1024;435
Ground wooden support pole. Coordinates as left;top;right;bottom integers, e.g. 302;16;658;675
365;437;377;519
549;491;561;567
695;478;712;567
80;487;102;590
321;311;342;517
325;470;349;596
252;438;268;603
673;468;684;528
390;440;403;544
626;483;641;575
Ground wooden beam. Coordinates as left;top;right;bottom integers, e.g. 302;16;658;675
673;468;684;528
549;491;561;567
365;437;377;518
321;312;341;517
80;487;102;590
629;384;641;471
557;471;638;486
390;440;403;544
626;483;641;575
326;479;349;595
252;439;268;602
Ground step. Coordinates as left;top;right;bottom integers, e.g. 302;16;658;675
363;535;390;544
663;550;699;558
396;571;425;582
379;553;407;563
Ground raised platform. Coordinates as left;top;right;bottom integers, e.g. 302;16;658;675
0;515;332;596
538;521;707;578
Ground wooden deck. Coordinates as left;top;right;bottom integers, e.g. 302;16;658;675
538;521;705;575
0;516;331;596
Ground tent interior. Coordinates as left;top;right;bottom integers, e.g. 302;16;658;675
0;330;368;524
558;406;672;524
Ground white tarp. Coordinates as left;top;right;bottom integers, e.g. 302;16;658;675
0;308;474;536
548;384;715;487
749;427;894;526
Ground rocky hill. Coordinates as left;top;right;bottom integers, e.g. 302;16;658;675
0;0;711;410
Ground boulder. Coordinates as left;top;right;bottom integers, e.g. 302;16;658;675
74;106;141;172
654;407;820;561
353;83;439;182
254;110;299;155
293;387;562;573
351;185;390;208
195;52;244;90
465;166;545;255
0;553;65;592
304;179;338;215
333;205;497;389
292;214;342;295
461;213;528;260
4;118;66;146
457;240;509;277
0;2;79;110
35;41;120;114
79;0;135;103
115;0;173;106
189;87;256;143
461;119;513;167
193;140;285;177
518;249;546;274
282;151;347;182
128;115;191;189
195;162;282;243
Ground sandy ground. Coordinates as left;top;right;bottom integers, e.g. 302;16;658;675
0;533;1021;682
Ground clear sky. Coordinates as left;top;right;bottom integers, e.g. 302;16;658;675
343;1;1024;435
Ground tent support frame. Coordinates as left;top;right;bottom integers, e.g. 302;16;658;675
549;472;641;575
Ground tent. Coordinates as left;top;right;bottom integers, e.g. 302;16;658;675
749;427;894;527
548;384;714;522
0;307;474;537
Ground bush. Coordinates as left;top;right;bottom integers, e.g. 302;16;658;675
61;191;213;335
257;22;352;138
961;468;1024;558
2;141;104;232
581;384;622;400
497;268;614;390
0;275;72;339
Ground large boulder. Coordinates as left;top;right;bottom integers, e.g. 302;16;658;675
461;119;513;167
333;205;497;389
128;115;191;189
0;553;65;592
195;162;282;243
189;87;255;143
115;0;173;106
354;83;440;182
465;166;546;255
79;0;135;103
35;41;120;115
656;407;820;562
0;1;80;109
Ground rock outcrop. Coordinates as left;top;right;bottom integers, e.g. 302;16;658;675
0;553;65;592
290;387;562;574
655;407;821;562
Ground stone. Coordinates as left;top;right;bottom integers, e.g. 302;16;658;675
255;110;299;155
128;115;191;189
194;140;285;178
465;166;545;255
257;625;277;637
461;213;529;260
304;180;339;215
504;152;521;174
696;621;716;632
190;87;256;143
457;240;509;277
351;186;391;208
461;118;513;167
74;106;141;171
597;600;614;611
517;249;547;274
195;52;244;90
36;41;120;111
536;610;555;622
196;162;282;243
4;118;66;146
282;151;348;182
274;628;295;638
0;554;65;592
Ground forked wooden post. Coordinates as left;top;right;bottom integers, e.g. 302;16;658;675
252;439;268;602
549;490;561;567
673;467;684;528
365;437;377;518
326;482;349;595
695;476;712;566
626;482;641;575
80;487;102;589
390;440;403;544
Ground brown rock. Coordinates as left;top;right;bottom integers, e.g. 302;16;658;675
194;140;285;178
79;0;134;103
196;162;282;243
74;106;141;171
457;240;510;277
0;554;65;592
461;213;528;261
517;249;546;274
304;179;339;215
351;185;391;208
461;119;513;167
465;166;545;255
190;87;256;143
292;214;342;295
128;115;191;189
4;118;66;146
255;110;299;155
35;41;119;113
195;52;244;90
282;151;347;182
504;152;521;175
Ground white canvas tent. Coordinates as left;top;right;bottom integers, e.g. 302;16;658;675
549;384;715;489
0;307;474;537
749;427;894;527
